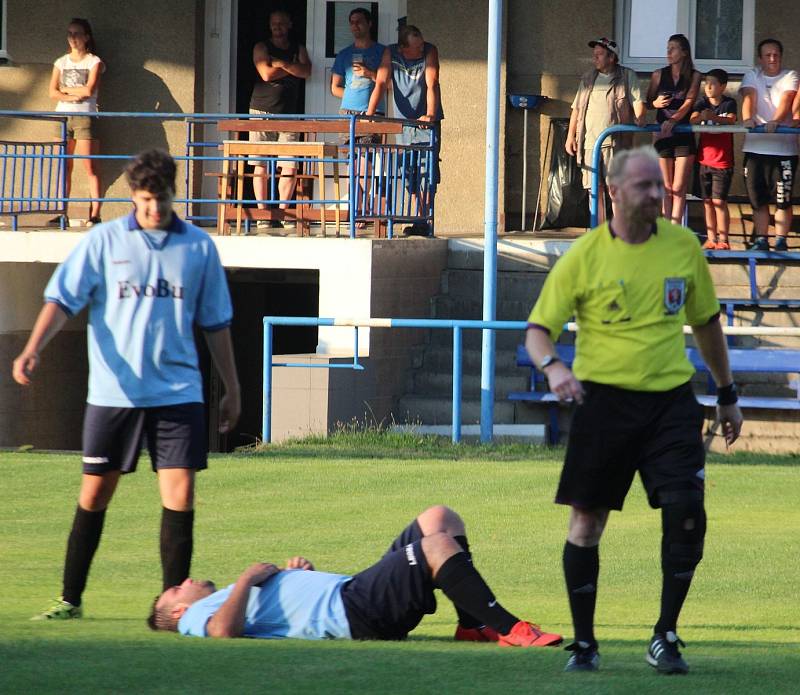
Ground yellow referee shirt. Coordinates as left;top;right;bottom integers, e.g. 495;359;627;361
528;219;720;392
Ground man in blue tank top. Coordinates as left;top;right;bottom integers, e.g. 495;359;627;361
371;25;443;236
14;149;241;621
149;505;563;648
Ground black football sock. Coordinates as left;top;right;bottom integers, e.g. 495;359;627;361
452;535;483;629
435;552;518;635
563;541;599;646
160;508;194;590
62;505;107;607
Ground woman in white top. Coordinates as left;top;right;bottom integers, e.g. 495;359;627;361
48;18;105;225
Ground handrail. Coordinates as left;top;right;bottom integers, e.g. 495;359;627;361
0;110;437;238
589;123;800;228
260;316;800;445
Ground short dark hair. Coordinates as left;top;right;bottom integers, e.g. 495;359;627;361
758;38;783;56
349;7;372;23
147;594;179;632
705;68;729;86
125;149;177;194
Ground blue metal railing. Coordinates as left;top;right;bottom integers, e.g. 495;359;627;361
0;110;436;238
261;316;529;444
589;123;800;228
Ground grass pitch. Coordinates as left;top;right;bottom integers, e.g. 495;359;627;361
1;443;798;694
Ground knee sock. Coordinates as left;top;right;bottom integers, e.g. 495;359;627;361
62;506;106;607
452;535;482;629
435;551;518;635
160;508;194;590
563;541;599;646
654;497;705;635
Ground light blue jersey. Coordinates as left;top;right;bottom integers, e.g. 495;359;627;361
332;43;386;112
179;570;353;640
44;213;232;407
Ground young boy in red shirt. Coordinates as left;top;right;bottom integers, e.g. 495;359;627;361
691;69;737;249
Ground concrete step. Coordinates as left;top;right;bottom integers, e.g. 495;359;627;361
411;371;530;399
429;327;525;350
446;238;572;272
420;347;521;373
394;395;517;425
431;295;535;321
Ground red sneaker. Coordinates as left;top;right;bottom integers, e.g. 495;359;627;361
454;624;500;642
498;621;563;647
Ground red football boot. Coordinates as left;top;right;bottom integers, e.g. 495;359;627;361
454;624;500;642
498;621;563;647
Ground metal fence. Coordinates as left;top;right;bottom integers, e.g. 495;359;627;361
0;111;437;237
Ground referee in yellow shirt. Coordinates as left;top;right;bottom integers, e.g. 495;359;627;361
525;146;742;675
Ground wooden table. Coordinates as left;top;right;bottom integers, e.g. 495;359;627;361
218;140;342;236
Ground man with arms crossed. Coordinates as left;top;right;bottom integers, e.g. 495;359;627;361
149;505;562;648
249;10;311;231
14;149;241;620
525;146;742;674
740;38;798;251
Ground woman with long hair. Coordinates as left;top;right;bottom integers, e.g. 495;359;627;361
646;34;701;224
48;18;105;226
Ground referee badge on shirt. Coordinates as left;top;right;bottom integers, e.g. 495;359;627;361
664;277;686;314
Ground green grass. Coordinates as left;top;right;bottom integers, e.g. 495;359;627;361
1;447;799;694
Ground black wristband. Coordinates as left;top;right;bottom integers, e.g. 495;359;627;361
717;383;738;406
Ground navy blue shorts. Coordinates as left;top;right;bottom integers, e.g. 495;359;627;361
557;381;705;511
81;403;207;475
340;519;437;640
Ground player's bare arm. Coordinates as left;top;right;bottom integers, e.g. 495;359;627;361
12;302;69;386
203;327;241;433
525;326;585;404
206;563;281;638
366;47;391;116
690;318;743;445
275;45;312;80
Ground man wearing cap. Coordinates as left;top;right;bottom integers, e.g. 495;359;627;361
566;37;646;221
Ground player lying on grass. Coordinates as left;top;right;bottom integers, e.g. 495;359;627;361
149;504;563;647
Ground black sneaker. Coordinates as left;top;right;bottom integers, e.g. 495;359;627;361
403;222;432;237
773;236;788;252
646;632;689;674
564;641;600;672
750;236;769;251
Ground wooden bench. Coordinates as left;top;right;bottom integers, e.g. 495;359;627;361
509;343;800;445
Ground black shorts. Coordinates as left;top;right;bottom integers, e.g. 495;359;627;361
556;381;705;511
699;165;733;201
82;402;207;475
743;153;798;210
654;132;697;159
340;519;437;640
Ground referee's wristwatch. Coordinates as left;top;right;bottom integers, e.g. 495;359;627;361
539;354;561;370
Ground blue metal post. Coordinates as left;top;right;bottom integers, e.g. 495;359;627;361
452;326;462;443
262;320;274;444
480;0;503;442
349;114;356;238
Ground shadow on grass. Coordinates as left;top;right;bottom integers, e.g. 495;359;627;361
2;633;798;694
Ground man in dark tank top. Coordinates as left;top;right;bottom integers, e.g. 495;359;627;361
248;10;312;231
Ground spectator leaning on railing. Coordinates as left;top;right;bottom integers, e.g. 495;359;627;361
565;37;645;224
739;38;798;252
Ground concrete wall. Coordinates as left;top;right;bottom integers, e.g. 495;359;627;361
0;1;201;222
407;0;507;234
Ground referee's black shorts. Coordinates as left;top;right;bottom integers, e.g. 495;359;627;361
340;519;437;640
556;381;705;511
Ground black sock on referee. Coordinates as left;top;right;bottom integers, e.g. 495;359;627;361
160;508;194;590
434;552;518;635
452;535;483;629
62;505;106;607
563;541;599;646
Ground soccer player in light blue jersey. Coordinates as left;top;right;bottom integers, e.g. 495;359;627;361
149;505;563;648
13;149;241;621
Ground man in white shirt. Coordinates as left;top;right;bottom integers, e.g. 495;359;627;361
740;38;799;251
